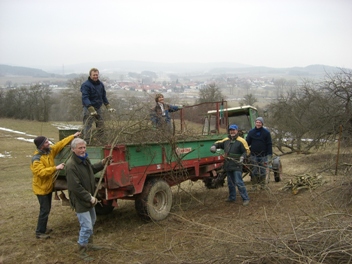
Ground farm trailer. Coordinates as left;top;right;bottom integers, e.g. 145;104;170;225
54;103;281;221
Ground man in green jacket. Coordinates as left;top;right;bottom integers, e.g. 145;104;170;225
66;138;111;259
30;131;81;239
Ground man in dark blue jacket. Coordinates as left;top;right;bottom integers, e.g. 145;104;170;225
246;117;272;189
81;68;115;143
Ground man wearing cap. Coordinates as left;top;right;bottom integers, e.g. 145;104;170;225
210;124;250;206
81;68;115;144
30;131;81;239
246;117;273;189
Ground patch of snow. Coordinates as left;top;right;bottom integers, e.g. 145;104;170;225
0;151;12;158
0;127;37;137
51;123;82;130
16;137;36;143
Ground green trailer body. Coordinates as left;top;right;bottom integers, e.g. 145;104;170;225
54;104;281;221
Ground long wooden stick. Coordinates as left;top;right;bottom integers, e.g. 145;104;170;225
93;121;139;198
335;125;342;175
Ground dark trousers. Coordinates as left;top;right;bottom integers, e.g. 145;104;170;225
36;192;52;235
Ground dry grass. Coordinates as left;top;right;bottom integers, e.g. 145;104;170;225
0;118;351;264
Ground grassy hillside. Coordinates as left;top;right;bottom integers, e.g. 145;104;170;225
0;118;351;263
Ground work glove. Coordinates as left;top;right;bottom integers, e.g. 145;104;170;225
88;106;98;117
90;196;98;206
210;145;217;153
105;104;116;113
178;105;183;109
102;155;113;165
239;156;244;163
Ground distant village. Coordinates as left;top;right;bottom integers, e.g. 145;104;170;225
1;71;285;105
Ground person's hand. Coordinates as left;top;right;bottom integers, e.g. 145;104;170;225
56;163;65;170
88;106;98;117
178;105;183;109
90;196;98;206
239;156;244;163
106;104;116;113
210;145;217;153
267;155;272;163
102;155;113;165
73;132;81;138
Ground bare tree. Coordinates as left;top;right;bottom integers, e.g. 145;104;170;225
240;93;257;107
197;82;225;103
27;85;52;121
51;75;86;121
267;70;352;153
320;69;352;142
273;78;287;98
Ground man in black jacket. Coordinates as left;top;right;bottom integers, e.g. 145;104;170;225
246;117;273;189
210;124;250;206
66;138;111;260
81;68;115;143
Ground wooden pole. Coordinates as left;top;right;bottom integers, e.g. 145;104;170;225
335;125;343;175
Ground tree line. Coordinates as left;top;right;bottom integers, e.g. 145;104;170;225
0;70;351;151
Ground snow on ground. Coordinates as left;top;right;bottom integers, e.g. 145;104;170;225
0;151;12;158
0;123;80;159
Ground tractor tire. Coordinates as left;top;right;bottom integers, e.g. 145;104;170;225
95;200;114;215
135;178;172;222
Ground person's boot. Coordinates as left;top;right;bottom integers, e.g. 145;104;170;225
251;177;258;191
88;236;103;251
36;233;50;239
78;244;93;261
259;175;267;190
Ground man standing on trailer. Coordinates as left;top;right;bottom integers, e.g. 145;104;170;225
81;68;115;143
246;117;273;189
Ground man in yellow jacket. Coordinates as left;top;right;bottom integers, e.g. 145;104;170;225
30;131;81;239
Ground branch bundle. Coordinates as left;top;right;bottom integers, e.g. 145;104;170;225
280;174;326;194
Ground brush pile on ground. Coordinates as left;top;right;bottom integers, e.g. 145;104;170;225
243;215;352;264
280;174;326;194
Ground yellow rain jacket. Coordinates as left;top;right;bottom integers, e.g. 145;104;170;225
30;135;74;195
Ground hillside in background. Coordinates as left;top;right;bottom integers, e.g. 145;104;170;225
0;64;60;78
0;62;348;80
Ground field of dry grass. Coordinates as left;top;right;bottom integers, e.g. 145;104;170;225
0;118;351;264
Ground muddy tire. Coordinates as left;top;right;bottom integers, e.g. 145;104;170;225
135;179;172;221
95;200;114;215
204;171;226;189
274;160;282;182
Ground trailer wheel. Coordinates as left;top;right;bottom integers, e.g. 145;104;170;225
95;200;114;215
273;160;282;182
135;179;172;221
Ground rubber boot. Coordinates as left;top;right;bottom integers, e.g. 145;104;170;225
259;175;267;190
78;244;94;261
88;236;103;251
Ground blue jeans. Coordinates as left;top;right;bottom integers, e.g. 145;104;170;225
249;155;268;185
36;192;52;235
76;208;96;246
83;107;104;142
227;170;249;201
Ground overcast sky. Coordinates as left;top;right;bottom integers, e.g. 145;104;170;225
1;0;351;70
